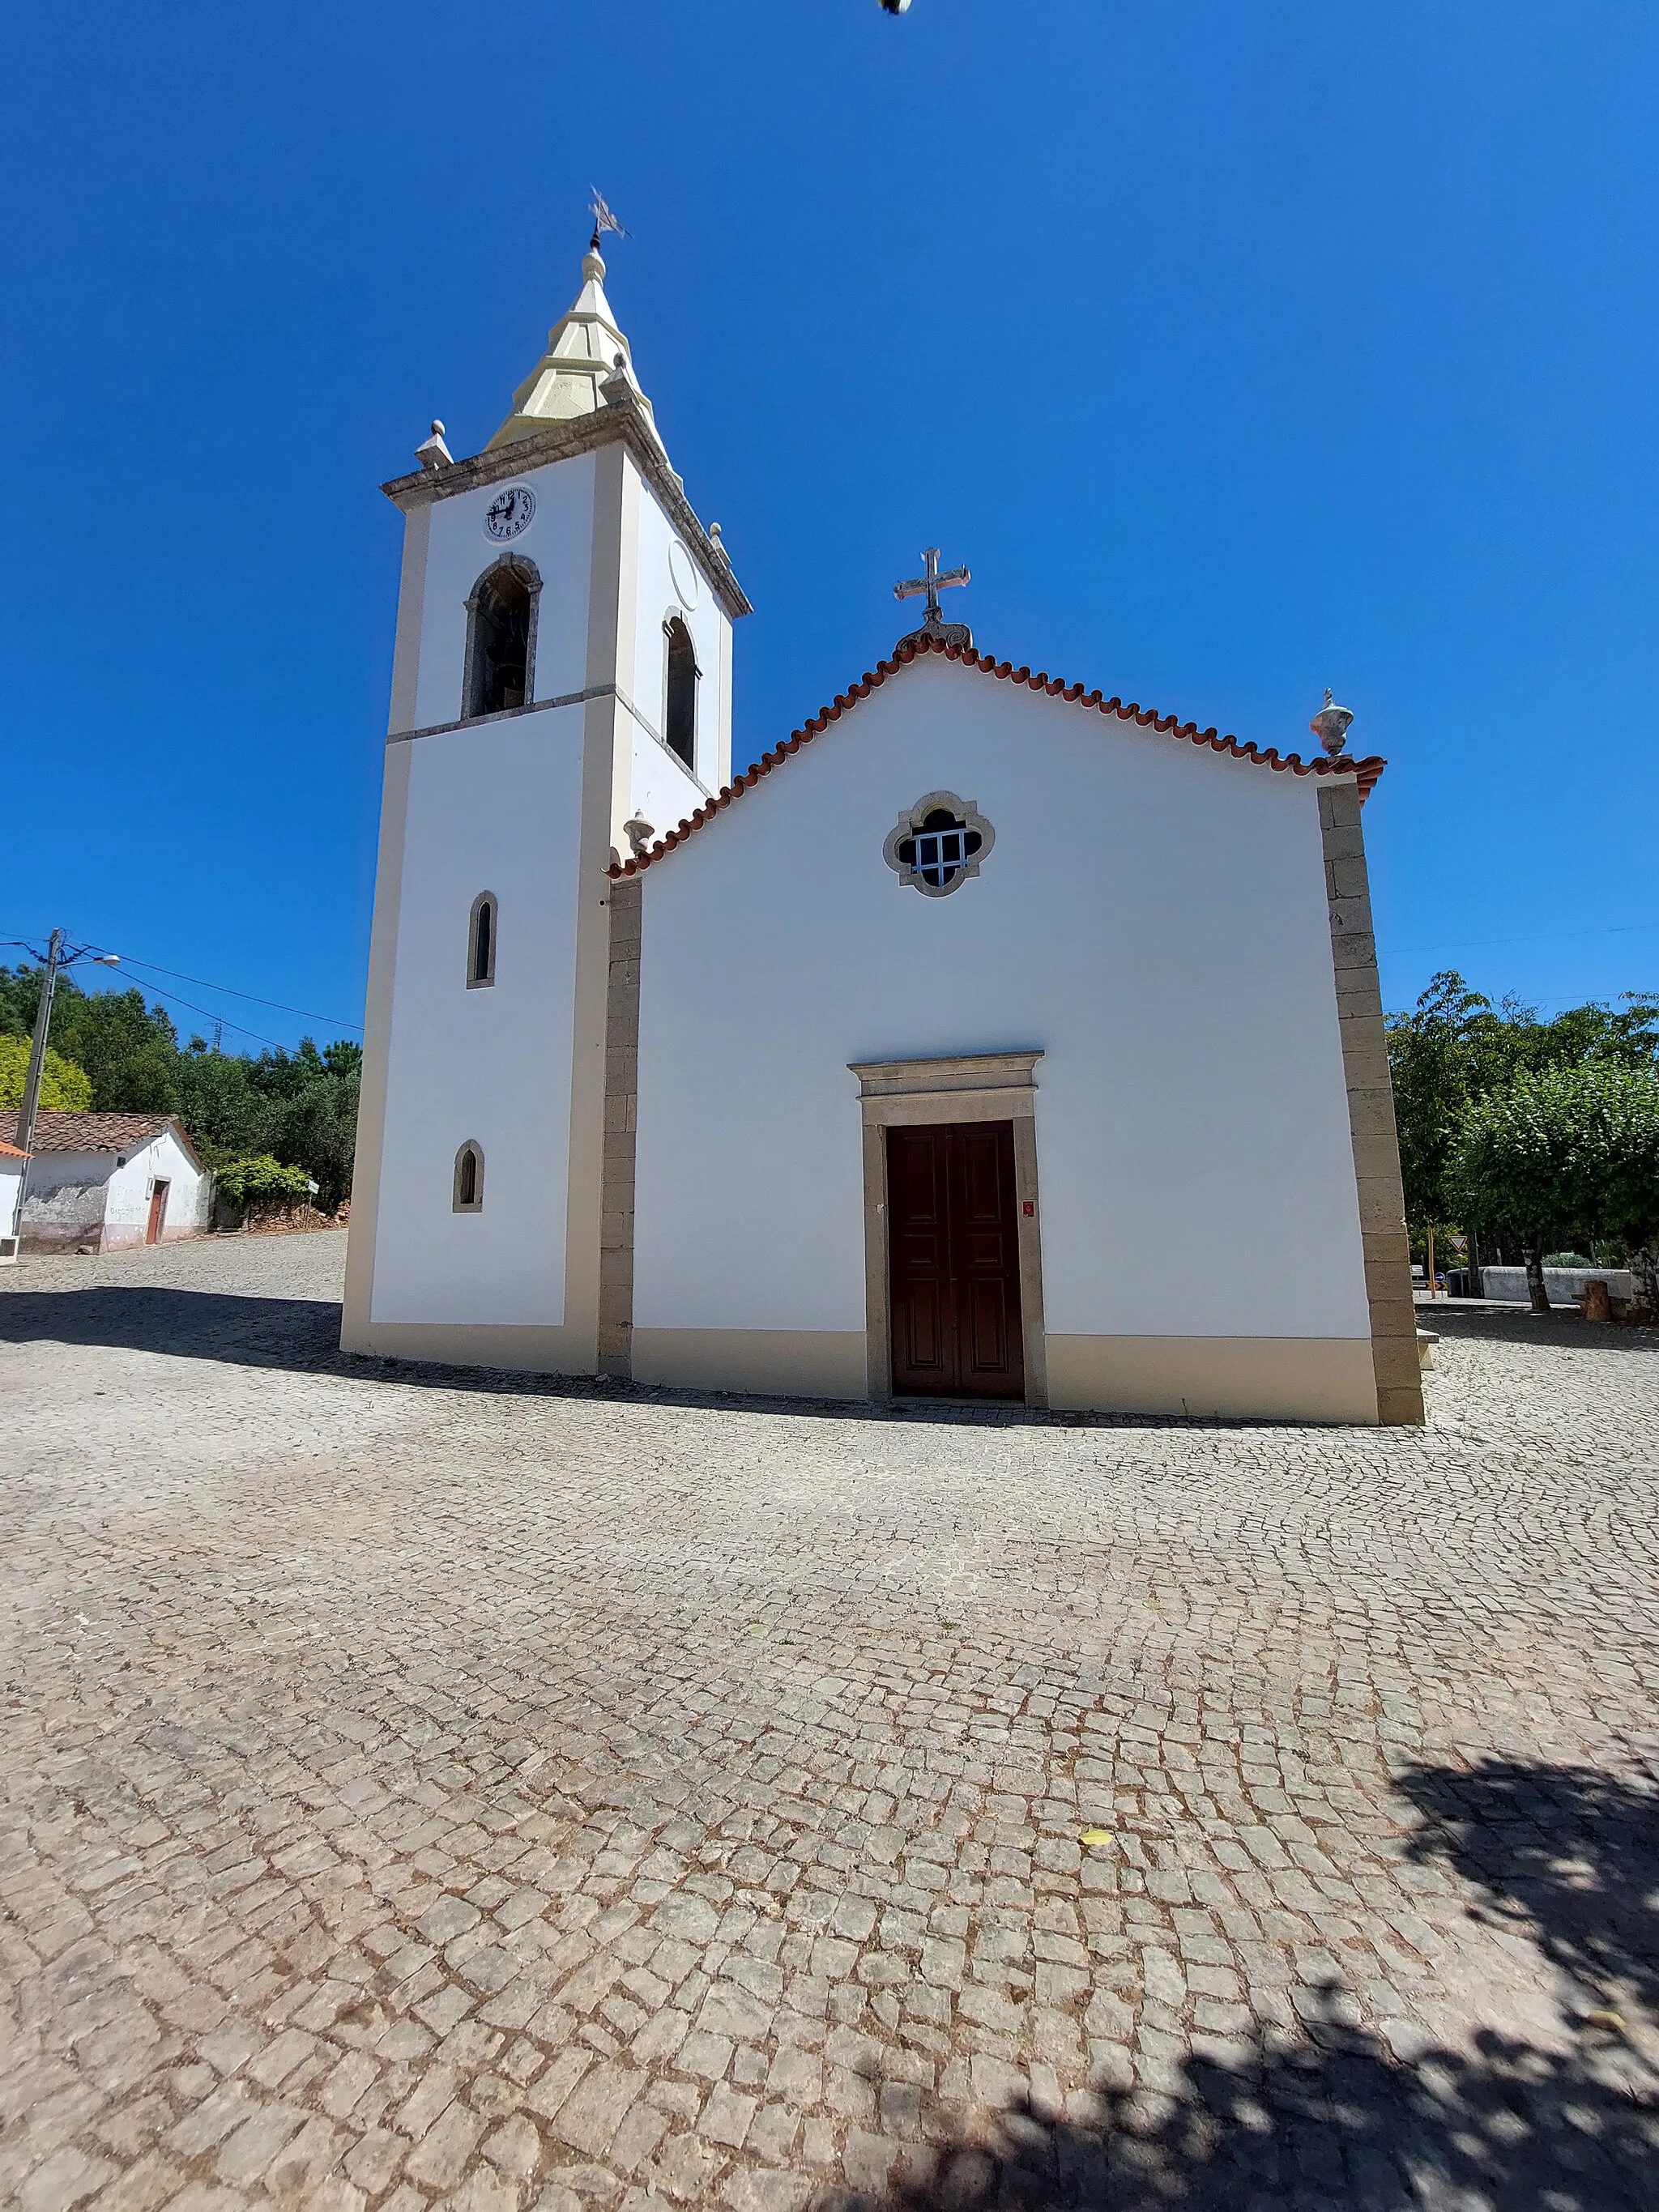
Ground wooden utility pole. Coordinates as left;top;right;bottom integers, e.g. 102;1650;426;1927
6;927;63;1252
15;928;64;1161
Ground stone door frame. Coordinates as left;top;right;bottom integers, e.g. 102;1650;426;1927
848;1051;1048;1409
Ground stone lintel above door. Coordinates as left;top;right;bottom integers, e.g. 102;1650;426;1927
847;1051;1043;1127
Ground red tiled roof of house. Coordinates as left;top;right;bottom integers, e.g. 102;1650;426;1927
0;1111;197;1161
610;633;1387;879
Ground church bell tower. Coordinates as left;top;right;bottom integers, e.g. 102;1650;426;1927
342;237;750;1374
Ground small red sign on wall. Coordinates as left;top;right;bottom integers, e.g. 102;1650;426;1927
1021;1201;1034;1216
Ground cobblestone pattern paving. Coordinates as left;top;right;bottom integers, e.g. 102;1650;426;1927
2;1235;1657;2210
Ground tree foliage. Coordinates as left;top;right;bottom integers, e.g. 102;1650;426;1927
0;1035;92;1111
0;965;360;1208
1388;970;1659;1231
1450;1063;1659;1309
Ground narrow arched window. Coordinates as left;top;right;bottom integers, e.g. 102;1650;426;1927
663;616;698;771
467;893;497;988
453;1142;484;1213
463;557;539;720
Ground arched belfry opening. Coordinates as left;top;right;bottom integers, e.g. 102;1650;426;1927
663;616;698;772
463;557;539;720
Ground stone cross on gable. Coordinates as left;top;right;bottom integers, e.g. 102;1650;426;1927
893;547;970;629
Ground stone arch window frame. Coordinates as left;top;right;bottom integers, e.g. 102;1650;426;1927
466;891;498;990
461;553;543;723
662;612;700;774
882;790;996;898
453;1140;485;1213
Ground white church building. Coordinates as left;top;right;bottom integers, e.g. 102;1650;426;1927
343;239;1422;1426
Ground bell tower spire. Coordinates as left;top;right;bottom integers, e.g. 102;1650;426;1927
487;237;660;452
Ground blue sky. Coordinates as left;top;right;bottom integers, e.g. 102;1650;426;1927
4;0;1655;1052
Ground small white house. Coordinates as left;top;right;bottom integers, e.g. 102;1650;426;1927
0;1113;212;1255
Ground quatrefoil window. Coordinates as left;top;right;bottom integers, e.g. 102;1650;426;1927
882;791;995;897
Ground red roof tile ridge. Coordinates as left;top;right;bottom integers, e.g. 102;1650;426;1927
0;1109;176;1154
608;633;1386;878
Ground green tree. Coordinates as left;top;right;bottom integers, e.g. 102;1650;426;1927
1386;973;1491;1229
0;1035;92;1111
0;968;181;1112
1450;1063;1659;1311
0;964;49;1038
1587;1068;1659;1316
1388;972;1659;1255
271;1069;359;1210
48;987;180;1113
173;1047;275;1160
223;1038;360;1208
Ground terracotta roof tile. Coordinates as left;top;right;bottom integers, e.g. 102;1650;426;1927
609;633;1387;879
0;1110;176;1155
0;1141;29;1159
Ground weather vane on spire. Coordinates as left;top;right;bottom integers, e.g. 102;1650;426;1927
893;546;972;650
588;190;629;252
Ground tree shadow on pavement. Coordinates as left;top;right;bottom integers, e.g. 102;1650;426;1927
1422;1306;1659;1355
833;1762;1659;2210
1398;1759;1659;2044
833;2020;1654;2210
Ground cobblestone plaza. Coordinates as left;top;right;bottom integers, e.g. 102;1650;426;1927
3;1234;1657;2210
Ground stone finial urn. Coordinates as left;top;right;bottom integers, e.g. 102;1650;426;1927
1309;688;1354;756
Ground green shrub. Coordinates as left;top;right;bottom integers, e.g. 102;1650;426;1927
215;1154;313;1208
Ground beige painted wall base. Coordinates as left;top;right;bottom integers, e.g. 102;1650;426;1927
631;1328;868;1400
339;1319;1380;1425
339;1319;599;1375
1046;1335;1380;1423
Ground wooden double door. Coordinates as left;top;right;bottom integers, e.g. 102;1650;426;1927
886;1120;1025;1400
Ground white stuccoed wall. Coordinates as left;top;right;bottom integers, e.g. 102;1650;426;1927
412;452;596;731
631;654;1370;1343
370;710;585;1326
0;1157;23;1251
629;481;731;794
627;727;706;852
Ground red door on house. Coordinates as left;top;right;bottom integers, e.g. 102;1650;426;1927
886;1122;1024;1400
146;1180;169;1245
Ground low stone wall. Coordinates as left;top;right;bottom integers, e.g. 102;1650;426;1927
1477;1265;1634;1306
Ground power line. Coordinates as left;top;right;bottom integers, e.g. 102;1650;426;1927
2;936;363;1038
5;940;298;1054
88;953;362;1034
138;988;290;1054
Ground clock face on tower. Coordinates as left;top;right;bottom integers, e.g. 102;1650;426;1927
484;485;536;541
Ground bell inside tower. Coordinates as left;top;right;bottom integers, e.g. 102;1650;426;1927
466;559;535;718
